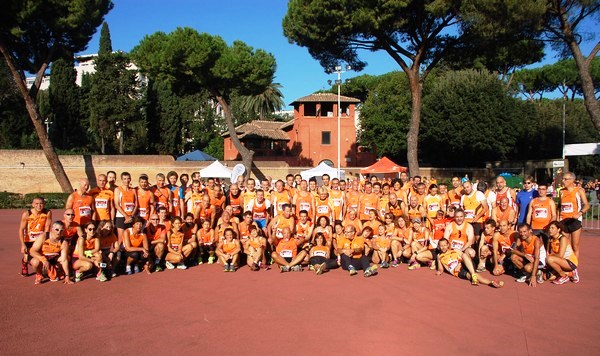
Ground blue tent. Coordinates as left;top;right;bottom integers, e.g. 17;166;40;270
176;150;216;161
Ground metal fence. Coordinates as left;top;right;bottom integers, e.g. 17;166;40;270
583;204;600;230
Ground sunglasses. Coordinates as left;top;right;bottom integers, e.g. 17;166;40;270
87;228;95;231
65;213;75;216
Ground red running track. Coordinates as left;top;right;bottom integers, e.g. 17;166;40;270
1;209;599;355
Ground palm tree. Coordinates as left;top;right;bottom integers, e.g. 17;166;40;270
241;82;285;120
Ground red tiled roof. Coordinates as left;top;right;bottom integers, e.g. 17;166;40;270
222;120;292;140
290;92;360;105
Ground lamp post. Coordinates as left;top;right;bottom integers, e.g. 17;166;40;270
562;79;566;159
332;65;351;179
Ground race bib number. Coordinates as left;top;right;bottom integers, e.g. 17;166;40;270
171;245;179;252
275;228;283;239
299;203;310;211
429;238;439;249
333;199;342;207
428;203;439;212
312;250;327;257
124;203;135;213
79;206;91;217
451;202;461;208
277;202;285;211
501;245;511;253
364;207;374;215
534;208;548;219
280;250;293;258
451;240;464;249
232;205;241;214
157;201;166;208
95;199;108;209
447;259;459;272
464;210;475;219
253;212;266;219
194;200;202;208
172;198;179;207
561;203;574;213
138;208;147;218
317;205;329;214
29;231;44;241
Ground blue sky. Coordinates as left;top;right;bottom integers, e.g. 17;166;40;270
79;0;598;108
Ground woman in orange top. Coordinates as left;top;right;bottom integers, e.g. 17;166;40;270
97;219;120;278
244;225;267;271
311;216;333;247
372;225;392;268
308;232;339;275
390;217;409;267
545;221;579;285
165;217;188;270
73;221;103;282
196;219;216;265
216;228;241;272
407;219;431;270
123;216;150;275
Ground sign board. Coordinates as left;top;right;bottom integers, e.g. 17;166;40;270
552;160;565;168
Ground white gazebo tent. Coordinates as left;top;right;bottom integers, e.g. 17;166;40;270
300;162;345;184
199;160;233;179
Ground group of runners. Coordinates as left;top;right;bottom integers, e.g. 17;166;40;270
19;169;588;288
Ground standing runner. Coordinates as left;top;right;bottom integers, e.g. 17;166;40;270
18;197;52;276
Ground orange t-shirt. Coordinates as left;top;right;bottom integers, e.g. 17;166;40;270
276;238;299;258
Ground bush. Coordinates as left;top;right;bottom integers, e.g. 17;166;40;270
0;192;25;209
23;193;69;209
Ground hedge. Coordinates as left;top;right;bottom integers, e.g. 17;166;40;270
0;192;69;209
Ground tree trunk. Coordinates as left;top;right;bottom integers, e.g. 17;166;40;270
569;41;600;133
406;71;422;177
0;45;73;193
213;92;254;177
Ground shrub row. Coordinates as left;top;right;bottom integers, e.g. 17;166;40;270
0;192;68;209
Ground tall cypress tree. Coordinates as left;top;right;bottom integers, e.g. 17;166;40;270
48;55;83;150
98;22;112;56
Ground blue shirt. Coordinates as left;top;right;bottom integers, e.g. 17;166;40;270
516;189;539;224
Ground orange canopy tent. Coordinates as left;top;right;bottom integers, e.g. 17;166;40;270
360;157;407;175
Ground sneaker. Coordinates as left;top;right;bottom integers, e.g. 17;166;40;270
308;265;315;271
251;263;259;271
476;264;486;273
471;274;479;286
348;265;357;276
364;269;372;277
315;263;325;275
408;262;420;270
553;275;570;285
133;265;141;274
490;280;504;288
21;260;28;277
280;265;290;273
229;264;236;272
570;269;580;283
369;265;378;276
75;271;83;283
382;261;390;268
429;261;437;270
208;256;215;264
515;275;527;283
391;259;399;268
165;261;175;270
111;272;118;278
197;258;204;265
177;263;188;270
97;272;107;282
48;266;58;281
291;265;302;272
155;265;163;272
224;263;230;272
536;270;544;284
34;273;43;285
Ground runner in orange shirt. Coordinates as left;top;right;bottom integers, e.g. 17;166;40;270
308;232;339;275
267;204;295;245
527;183;556;240
90;174;114;222
244;225;267;271
510;223;546;287
443;209;476;259
436;238;504;288
336;225;378;277
136;174;155;223
65;178;95;226
144;213;166;271
271;180;292;217
113;172;138;242
372;225;392;268
106;171;118;192
329;178;345;221
314;187;334;222
491;197;516;227
358;182;379;222
152;173;173;215
165;217;189;270
558;172;589;259
545;221;580;284
196;219;216;264
293;180;315;219
447;177;463;209
407;219;431;270
167;171;185;218
122;216;150;275
18;196;53;276
97;220;120;278
225;183;244;220
194;195;216;228
185;180;205;216
271;227;306;272
28;221;71;285
72;221;102;282
216;228;241;272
